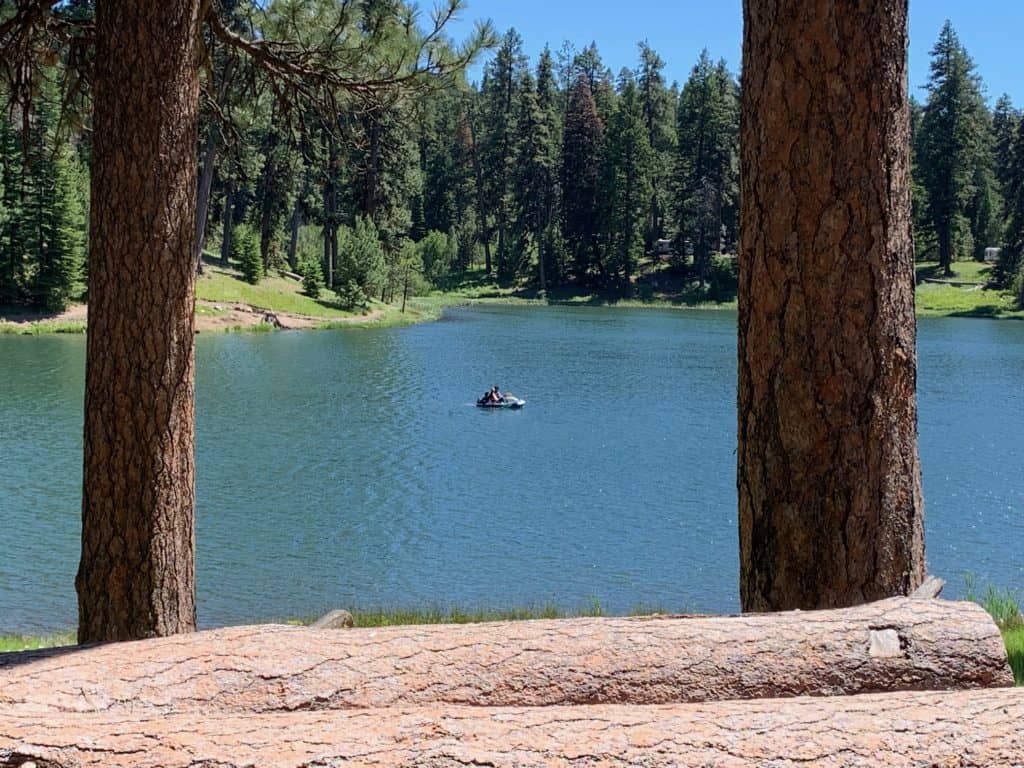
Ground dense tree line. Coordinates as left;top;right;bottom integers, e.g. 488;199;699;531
0;89;88;311
913;21;1024;303
3;16;1024;311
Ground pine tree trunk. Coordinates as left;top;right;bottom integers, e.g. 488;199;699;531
220;181;234;267
537;226;547;292
738;0;924;611
324;138;338;288
938;222;953;276
258;137;278;272
287;198;301;271
194;129;218;274
77;0;201;642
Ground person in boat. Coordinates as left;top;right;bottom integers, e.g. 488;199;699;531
480;386;504;404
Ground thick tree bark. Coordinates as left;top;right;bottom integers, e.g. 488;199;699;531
738;0;924;611
77;0;202;642
0;599;1009;715
2;689;1022;768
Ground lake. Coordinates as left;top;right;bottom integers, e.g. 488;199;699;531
1;306;1022;633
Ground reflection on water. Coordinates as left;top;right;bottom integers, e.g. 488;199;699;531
0;307;1021;632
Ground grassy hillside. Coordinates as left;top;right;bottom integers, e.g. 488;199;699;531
915;261;1024;319
196;264;356;319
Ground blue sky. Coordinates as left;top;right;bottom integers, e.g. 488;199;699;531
446;0;1023;105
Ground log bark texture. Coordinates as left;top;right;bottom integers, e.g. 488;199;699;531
738;0;925;611
0;599;1010;716
78;0;203;642
1;688;1022;767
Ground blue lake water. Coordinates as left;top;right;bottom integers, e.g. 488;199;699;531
0;306;1021;633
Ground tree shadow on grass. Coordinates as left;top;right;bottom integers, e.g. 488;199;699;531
0;304;75;323
948;305;1023;319
0;641;91;670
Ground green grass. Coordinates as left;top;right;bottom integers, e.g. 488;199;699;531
341;601;610;628
0;633;74;653
964;576;1024;685
1004;628;1024;685
915;261;1024;319
915;260;994;284
196;264;359;319
0;319;87;335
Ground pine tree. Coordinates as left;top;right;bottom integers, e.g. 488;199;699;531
1003;119;1024;299
298;251;325;298
637;42;675;246
910;97;937;260
450;104;480;270
916;21;991;275
599;76;654;286
31;148;86;311
512;53;560;288
675;51;739;286
572;43;615;122
992;95;1019;195
417;229;454;283
253;124;299;272
336;216;387;300
479;29;527;277
0;112;27;305
351;102;420;255
420;88;476;242
561;77;604;281
8;94;86;312
234;223;263;284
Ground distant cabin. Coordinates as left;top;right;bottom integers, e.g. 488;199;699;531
984;247;1001;263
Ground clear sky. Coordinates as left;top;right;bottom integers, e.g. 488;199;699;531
446;0;1024;105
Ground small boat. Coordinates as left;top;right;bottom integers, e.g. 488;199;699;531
477;394;526;409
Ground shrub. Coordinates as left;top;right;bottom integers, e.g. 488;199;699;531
233;223;263;285
706;253;739;302
336;217;387;298
298;253;324;298
335;279;368;311
418;230;454;283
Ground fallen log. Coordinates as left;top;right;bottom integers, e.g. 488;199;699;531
0;598;1010;714
1;687;1022;767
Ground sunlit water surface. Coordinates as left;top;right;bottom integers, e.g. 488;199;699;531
1;306;1021;632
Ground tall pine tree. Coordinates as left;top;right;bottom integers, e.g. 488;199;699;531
674;51;739;285
1002;117;1024;299
512;51;561;288
636;42;675;247
916;21;991;274
479;29;527;278
599;76;654;285
561;76;604;282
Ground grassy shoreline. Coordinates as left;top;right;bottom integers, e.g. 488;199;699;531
4;260;1021;336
